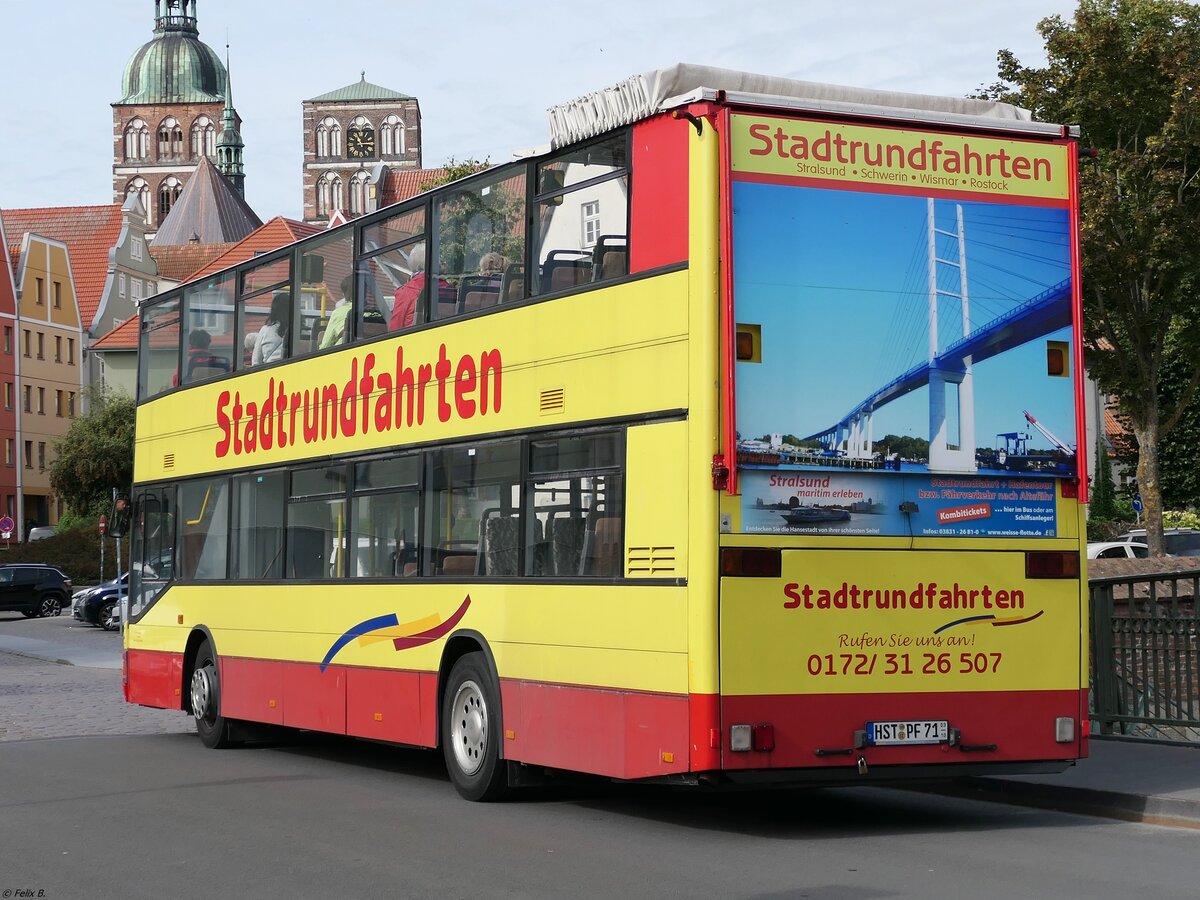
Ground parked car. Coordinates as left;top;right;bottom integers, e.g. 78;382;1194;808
26;525;56;542
1087;541;1150;559
72;572;128;631
0;563;72;617
1113;528;1200;556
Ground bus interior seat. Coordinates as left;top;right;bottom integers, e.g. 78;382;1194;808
580;515;621;577
402;562;417;577
440;553;477;576
482;516;522;576
549;515;587;576
592;235;628;281
541;250;592;293
360;307;387;338
457;276;501;315
500;263;525;303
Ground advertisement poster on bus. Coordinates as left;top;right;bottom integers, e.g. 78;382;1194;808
728;114;1079;531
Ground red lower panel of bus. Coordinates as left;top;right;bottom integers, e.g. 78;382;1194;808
499;679;691;779
719;689;1087;770
124;650;1082;780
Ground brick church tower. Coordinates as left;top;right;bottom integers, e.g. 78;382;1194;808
112;1;245;230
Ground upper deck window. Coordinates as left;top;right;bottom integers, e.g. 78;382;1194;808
299;231;355;354
139;296;181;401
533;134;629;297
181;273;236;386
360;206;426;336
431;165;526;322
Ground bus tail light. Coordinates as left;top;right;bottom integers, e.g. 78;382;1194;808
1025;551;1079;579
729;723;775;752
1055;717;1075;742
720;547;781;578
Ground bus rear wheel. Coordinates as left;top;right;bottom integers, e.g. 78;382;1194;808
190;639;236;749
442;652;509;802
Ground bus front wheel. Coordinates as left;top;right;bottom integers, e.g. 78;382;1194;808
441;652;509;802
190;640;236;749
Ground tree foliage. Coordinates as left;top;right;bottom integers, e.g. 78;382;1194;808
980;0;1200;554
48;391;135;517
419;157;492;192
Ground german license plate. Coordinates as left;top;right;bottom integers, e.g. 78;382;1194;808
867;720;948;745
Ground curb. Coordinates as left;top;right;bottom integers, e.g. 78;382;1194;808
939;777;1200;830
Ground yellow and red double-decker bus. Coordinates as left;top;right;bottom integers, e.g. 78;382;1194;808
124;65;1088;800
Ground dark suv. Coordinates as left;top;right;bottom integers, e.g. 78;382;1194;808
0;563;72;618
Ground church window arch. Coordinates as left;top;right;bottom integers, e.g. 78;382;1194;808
158;176;183;222
317;172;344;218
190;116;216;158
125;178;151;225
157;116;184;159
349;170;370;216
316;117;341;158
124;119;150;161
380;115;404;157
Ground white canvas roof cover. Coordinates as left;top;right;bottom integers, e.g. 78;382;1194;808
547;63;1070;148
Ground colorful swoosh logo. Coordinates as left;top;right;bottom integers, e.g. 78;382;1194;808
320;596;471;671
933;610;1044;635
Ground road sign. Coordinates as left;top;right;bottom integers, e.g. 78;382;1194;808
1132;494;1143;513
99;515;107;535
0;516;15;534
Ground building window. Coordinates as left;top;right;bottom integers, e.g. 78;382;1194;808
581;200;601;248
157;116;183;159
124;118;150;160
36;333;43;360
37;442;45;471
54;336;61;363
35;278;44;305
4;439;11;467
316;117;341;158
132;280;143;302
190;115;216;158
316;173;343;218
22;385;30;413
119;273;127;298
23;441;31;469
380;114;404;157
349;170;370;216
52;281;61;309
126;180;151;226
130;236;144;262
22;330;30;358
68;392;76;417
3;326;10;355
158;177;182;221
67;338;75;365
55;390;63;417
37;387;45;415
3;383;10;409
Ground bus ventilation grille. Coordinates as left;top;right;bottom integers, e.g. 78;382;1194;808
539;388;565;414
163;453;175;469
628;546;676;575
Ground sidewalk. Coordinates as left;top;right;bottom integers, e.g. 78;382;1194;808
2;630;1196;827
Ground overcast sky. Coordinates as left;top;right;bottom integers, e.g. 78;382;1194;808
1;0;1080;221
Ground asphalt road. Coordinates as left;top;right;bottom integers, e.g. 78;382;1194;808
2;613;1198;900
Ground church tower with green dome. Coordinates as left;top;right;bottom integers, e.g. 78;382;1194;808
112;1;247;230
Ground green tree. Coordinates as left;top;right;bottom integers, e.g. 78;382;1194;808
48;391;135;517
419;157;492;192
980;0;1200;555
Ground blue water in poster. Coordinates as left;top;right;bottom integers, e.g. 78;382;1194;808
740;469;1057;538
732;180;1078;489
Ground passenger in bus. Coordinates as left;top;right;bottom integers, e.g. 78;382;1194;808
319;275;356;349
252;291;290;365
390;243;427;330
242;333;257;367
173;328;229;385
479;252;507;280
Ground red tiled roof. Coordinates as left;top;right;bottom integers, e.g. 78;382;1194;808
91;314;139;351
150;243;235;283
379;167;449;207
184;216;323;283
1;204;124;326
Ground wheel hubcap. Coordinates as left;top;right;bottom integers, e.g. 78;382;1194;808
41;597;59;617
449;679;488;776
190;664;215;723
